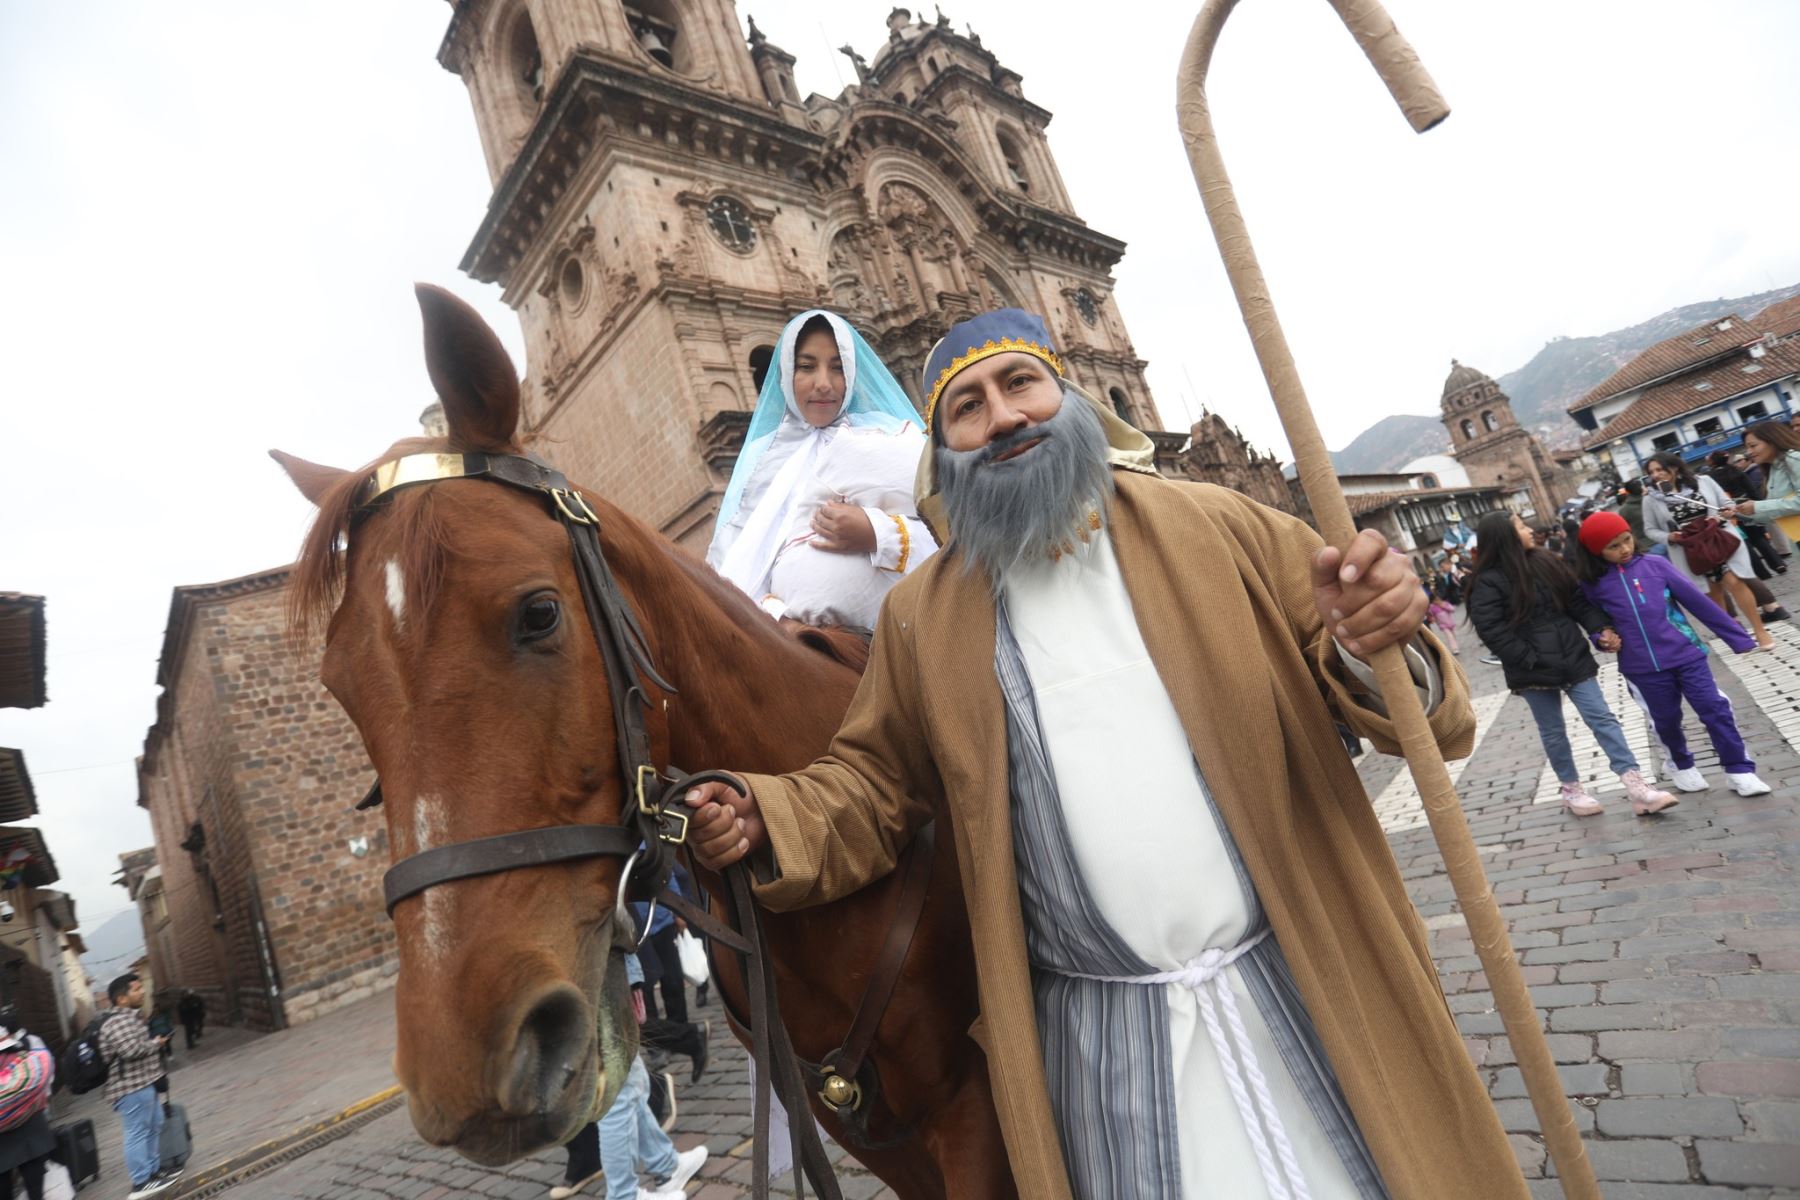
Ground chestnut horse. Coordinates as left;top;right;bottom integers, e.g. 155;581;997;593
274;285;1014;1197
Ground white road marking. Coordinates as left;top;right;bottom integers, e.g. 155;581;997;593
1372;687;1513;834
1714;620;1800;758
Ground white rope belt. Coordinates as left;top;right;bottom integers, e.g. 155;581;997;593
1057;929;1312;1200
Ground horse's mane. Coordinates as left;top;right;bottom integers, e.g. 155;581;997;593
288;436;458;640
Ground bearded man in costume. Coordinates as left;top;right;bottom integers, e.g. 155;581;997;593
686;309;1521;1200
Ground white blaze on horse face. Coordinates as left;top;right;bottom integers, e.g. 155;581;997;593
410;794;453;964
384;559;406;630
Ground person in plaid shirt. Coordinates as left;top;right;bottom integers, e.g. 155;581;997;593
99;974;176;1198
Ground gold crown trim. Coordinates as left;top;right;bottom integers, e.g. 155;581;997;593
924;338;1063;430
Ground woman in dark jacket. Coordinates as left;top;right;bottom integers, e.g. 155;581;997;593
1469;510;1675;818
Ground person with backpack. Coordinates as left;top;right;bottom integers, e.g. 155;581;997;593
1574;512;1771;797
0;1017;56;1200
96;975;175;1199
1642;452;1781;648
1469;510;1679;818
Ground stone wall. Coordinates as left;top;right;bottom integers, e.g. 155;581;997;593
211;585;393;1027
143;573;394;1032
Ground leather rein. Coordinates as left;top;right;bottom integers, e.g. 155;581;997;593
346;449;840;1200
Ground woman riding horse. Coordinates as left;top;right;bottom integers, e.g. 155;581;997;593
708;309;937;631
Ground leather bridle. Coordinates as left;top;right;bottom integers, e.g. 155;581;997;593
344;449;842;1200
350;451;690;928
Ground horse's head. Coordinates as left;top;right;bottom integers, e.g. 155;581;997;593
274;285;647;1163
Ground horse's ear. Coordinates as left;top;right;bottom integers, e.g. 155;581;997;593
269;449;350;508
415;283;520;452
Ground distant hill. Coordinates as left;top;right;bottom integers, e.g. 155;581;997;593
1331;282;1800;475
1328;415;1448;477
78;907;145;984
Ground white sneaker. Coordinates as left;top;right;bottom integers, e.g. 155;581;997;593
637;1188;682;1200
127;1180;174;1200
658;1144;709;1192
550;1170;602;1199
1727;772;1773;796
1664;763;1708;792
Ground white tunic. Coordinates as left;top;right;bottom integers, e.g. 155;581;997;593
1002;531;1361;1199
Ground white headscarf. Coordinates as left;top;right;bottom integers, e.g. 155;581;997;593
707;311;918;599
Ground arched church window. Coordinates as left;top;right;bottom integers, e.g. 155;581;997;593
706;196;757;252
625;1;688;74
1460;419;1475;440
1109;387;1132;425
927;56;941;77
508;9;545;105
997;129;1031;193
1482;410;1499;432
1074;288;1099;326
748;344;775;393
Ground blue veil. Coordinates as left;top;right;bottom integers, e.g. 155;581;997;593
707;310;921;593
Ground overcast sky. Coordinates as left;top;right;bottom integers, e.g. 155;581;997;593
2;0;1797;935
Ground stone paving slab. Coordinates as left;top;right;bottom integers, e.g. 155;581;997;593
109;577;1800;1198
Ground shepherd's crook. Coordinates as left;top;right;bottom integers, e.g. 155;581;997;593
1177;2;1599;1196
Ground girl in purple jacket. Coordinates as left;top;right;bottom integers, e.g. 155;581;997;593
1577;512;1772;797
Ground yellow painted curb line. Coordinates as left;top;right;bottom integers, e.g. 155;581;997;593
176;1084;406;1192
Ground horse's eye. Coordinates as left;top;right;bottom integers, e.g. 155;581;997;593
519;595;561;640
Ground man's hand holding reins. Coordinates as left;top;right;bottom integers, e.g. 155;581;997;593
685;778;766;870
1311;529;1429;663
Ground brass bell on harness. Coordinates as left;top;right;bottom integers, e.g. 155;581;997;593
819;1070;859;1110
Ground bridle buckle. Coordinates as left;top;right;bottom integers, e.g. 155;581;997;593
656;807;689;846
551;487;598;526
635;764;663;817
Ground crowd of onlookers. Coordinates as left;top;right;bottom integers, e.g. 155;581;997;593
1412;417;1800;819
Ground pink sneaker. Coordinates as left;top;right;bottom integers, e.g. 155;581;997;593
1620;769;1679;816
1559;781;1603;817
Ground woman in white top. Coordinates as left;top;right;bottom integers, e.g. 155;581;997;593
707;310;936;630
1642;451;1776;650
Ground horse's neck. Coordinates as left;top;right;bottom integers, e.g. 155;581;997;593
614;528;857;774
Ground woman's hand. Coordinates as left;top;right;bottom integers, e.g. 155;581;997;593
1736;499;1757;516
1668;531;1685;544
811;501;876;554
1596;629;1622;653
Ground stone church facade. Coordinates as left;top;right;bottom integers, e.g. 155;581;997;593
1440;360;1562;524
130;1;1294;1034
439;0;1289;545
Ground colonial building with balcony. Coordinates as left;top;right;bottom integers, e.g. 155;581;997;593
1569;296;1800;473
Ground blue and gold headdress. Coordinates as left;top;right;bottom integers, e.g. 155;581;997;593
922;308;1063;432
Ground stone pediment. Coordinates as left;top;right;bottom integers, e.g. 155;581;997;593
461;50;825;285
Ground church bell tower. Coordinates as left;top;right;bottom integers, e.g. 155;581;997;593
438;1;1173;547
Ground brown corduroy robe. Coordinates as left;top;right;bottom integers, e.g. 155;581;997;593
746;469;1525;1200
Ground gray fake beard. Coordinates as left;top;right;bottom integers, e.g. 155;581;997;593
934;386;1114;584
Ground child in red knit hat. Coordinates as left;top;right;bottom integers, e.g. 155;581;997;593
1576;511;1771;797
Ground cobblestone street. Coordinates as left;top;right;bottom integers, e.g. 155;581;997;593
73;592;1800;1199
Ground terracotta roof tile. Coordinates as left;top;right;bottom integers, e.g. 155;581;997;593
1582;340;1800;449
1568;315;1760;414
1753;294;1800;341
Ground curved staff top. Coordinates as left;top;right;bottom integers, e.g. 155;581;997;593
707;310;921;600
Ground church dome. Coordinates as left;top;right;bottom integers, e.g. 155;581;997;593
1441;359;1493;403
